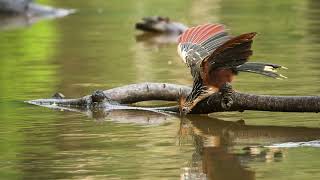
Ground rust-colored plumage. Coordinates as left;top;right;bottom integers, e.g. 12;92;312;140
201;32;256;89
177;23;285;114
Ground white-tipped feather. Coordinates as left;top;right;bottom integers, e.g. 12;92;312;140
279;74;288;79
263;66;277;72
177;23;229;66
177;44;187;63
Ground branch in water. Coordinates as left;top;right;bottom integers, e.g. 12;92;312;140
103;82;190;104
191;92;320;114
26;82;320;114
26;82;190;106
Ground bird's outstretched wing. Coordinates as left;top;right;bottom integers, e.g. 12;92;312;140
177;23;257;87
177;24;230;70
200;32;256;85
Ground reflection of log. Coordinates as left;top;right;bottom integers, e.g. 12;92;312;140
90;109;173;125
31;102;175;125
27;82;320;114
184;115;320;180
190;116;320;145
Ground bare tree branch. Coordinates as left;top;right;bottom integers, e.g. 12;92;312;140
192;92;320;114
103;82;190;103
26;82;320;114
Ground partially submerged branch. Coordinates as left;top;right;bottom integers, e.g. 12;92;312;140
192;92;320;114
26;82;320;114
27;82;190;106
0;0;30;14
103;82;190;103
0;0;75;30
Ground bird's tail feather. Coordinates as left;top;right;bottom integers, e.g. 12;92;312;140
236;62;287;79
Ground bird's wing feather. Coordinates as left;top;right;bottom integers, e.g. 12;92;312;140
177;24;230;67
200;32;256;85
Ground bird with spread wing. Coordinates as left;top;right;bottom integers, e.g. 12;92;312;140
177;24;286;115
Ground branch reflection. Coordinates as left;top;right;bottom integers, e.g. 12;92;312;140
46;106;320;179
179;116;320;180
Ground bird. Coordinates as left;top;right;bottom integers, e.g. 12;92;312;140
135;16;188;34
177;23;286;115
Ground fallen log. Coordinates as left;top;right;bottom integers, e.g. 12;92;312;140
0;0;75;30
0;0;30;14
191;92;320;114
0;0;75;16
26;82;320;114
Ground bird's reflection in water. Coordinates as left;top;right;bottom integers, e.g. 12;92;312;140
179;117;254;180
178;115;320;180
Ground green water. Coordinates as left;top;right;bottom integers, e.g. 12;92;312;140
1;0;320;179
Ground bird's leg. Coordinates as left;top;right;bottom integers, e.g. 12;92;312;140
219;82;234;110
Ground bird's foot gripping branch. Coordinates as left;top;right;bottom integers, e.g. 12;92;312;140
26;82;320;114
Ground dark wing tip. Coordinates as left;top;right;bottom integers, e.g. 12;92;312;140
249;32;257;38
239;32;257;40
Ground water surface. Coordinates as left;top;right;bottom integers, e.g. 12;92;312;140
0;0;320;179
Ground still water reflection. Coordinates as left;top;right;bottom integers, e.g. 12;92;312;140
1;0;320;179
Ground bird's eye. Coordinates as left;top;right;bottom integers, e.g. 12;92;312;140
182;107;188;113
